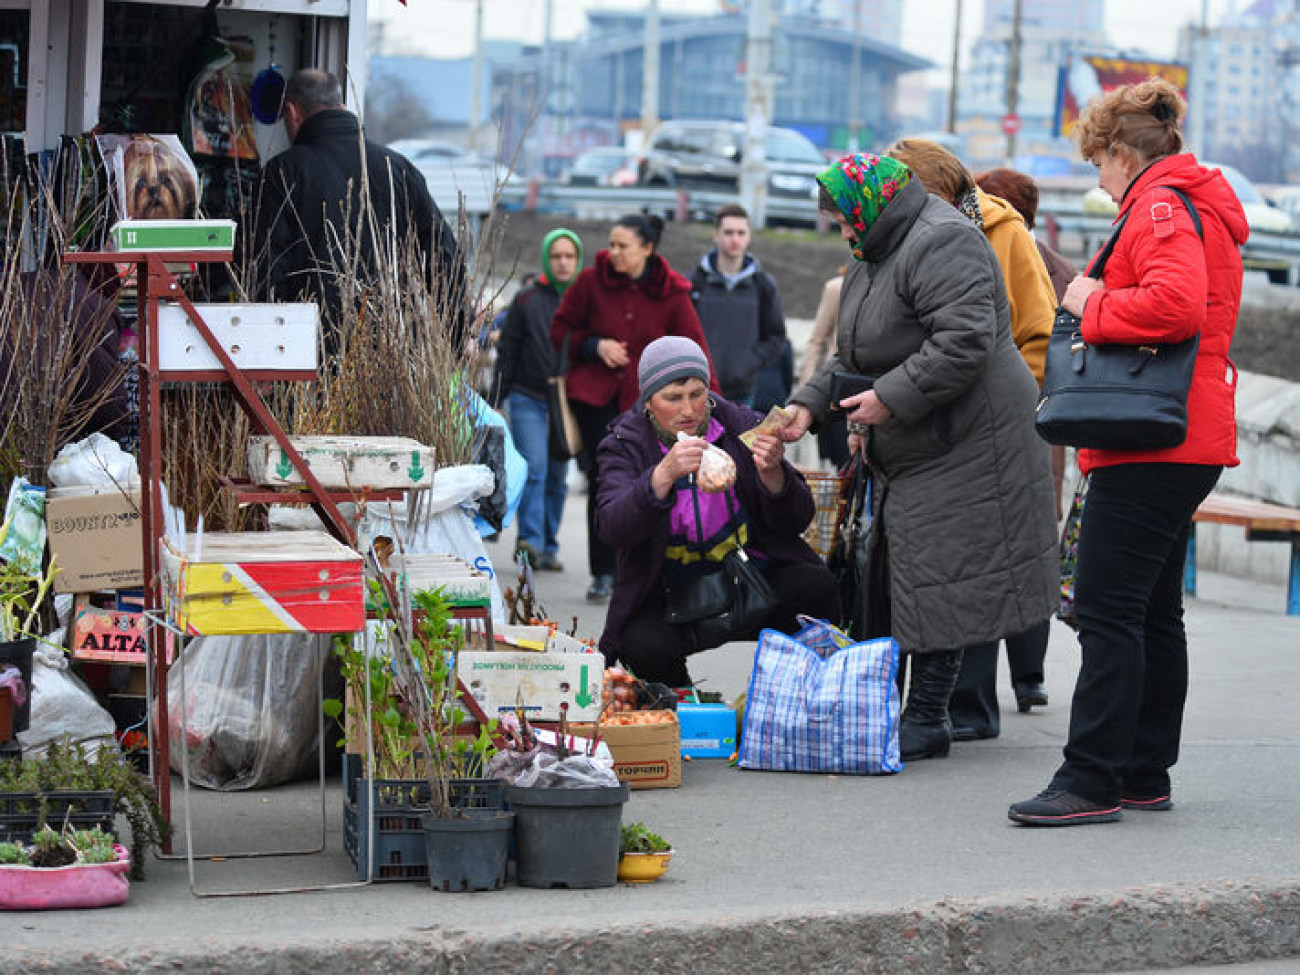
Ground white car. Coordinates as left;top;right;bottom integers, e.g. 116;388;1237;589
388;139;519;217
1081;162;1291;234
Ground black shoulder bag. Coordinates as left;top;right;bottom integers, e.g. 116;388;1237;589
1035;186;1205;451
662;483;779;652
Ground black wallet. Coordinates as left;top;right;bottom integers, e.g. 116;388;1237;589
829;372;878;411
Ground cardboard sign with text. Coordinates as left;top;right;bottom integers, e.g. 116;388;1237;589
45;485;143;593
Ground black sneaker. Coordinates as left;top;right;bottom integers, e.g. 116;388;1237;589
586;574;614;602
1121;793;1174;811
1008;788;1122;826
537;554;564;572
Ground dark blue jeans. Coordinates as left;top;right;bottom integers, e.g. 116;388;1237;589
1051;462;1221;805
507;391;568;557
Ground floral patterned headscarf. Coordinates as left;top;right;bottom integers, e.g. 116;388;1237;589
815;153;912;261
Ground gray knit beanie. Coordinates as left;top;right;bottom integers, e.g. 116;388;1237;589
638;336;711;402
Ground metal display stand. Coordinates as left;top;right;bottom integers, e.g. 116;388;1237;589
63;249;380;895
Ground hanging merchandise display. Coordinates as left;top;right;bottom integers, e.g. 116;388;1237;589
249;16;286;126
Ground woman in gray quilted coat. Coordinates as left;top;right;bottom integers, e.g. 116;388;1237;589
779;153;1057;762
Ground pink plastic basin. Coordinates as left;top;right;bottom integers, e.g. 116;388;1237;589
0;844;131;910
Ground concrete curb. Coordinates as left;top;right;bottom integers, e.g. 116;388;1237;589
19;878;1300;973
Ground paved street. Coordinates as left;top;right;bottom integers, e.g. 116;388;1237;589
10;481;1300;973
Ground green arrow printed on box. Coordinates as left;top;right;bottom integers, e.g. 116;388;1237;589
573;664;594;708
408;450;425;482
276;450;293;479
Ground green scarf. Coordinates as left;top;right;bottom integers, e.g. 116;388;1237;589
815;153;912;261
540;227;583;295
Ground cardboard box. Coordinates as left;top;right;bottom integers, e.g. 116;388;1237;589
678;703;738;758
45;485;143;594
457;651;603;722
161;531;364;635
572;715;681;790
111;218;236;252
246;434;432;490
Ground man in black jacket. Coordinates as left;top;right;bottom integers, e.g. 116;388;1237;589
247;69;468;355
688;203;788;408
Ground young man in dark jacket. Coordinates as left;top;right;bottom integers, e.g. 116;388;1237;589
247;69;468;355
688;204;788;407
493;228;584;571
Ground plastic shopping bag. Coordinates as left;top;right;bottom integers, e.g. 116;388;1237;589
738;618;902;775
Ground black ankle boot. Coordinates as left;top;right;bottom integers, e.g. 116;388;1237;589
899;649;963;761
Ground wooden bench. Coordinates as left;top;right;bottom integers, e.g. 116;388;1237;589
1185;493;1300;616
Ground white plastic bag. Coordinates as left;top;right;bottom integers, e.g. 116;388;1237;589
509;752;619;789
47;432;139;487
166;632;332;790
17;637;118;758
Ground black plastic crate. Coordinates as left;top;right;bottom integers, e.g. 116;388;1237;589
0;790;116;843
340;758;504;883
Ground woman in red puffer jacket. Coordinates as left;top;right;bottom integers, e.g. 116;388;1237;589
1010;77;1249;828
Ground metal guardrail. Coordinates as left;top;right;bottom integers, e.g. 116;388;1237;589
499;184;1300;285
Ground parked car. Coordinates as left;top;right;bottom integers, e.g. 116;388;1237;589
387;139;519;217
637;119;825;204
1081;161;1292;234
565;147;638;187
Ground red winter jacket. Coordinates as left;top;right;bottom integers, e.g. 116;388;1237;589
551;250;717;412
1078;153;1249;474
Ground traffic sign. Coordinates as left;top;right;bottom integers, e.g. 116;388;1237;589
1000;113;1022;135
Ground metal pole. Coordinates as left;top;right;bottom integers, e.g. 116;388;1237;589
848;0;862;151
469;0;484;154
641;0;661;140
1004;0;1022;164
947;0;963;134
740;0;772;228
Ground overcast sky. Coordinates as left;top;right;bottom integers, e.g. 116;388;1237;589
369;0;1238;71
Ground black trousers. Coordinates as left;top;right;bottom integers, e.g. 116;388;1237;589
1050;462;1221;805
949;618;1051;736
614;561;842;686
571;398;620;579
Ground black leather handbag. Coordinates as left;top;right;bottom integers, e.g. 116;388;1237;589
1036;186;1205;451
663;484;779;651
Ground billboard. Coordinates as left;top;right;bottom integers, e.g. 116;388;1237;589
1055;55;1189;139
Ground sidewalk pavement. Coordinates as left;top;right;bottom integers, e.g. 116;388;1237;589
12;479;1300;974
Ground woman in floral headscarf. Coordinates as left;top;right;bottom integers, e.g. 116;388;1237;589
778;153;1057;763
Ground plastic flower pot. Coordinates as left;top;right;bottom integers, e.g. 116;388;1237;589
617;850;673;883
504;783;630;889
0;844;131;910
419;808;514;892
0;638;35;737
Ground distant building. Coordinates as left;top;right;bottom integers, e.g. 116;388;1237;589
782;0;904;47
1180;2;1289;182
490;9;928;175
982;0;1104;36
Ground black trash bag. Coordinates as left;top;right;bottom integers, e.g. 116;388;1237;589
471;423;508;532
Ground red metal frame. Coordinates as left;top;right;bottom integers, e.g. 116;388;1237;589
63;251;360;847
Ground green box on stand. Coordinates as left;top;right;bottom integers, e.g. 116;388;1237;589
110;219;237;252
678;703;737;758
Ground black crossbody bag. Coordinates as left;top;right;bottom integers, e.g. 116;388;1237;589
663;483;779;652
1035;186;1205;451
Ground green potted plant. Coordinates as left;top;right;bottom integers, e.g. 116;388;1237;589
0;509;59;741
334;571;508;891
618;821;674;884
0;739;169;882
0;824;132;910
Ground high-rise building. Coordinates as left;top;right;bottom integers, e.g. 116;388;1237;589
781;0;904;47
982;0;1103;36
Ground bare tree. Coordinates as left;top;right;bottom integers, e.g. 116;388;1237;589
364;72;437;145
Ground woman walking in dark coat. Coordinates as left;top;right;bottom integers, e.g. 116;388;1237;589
596;336;839;687
778;153;1058;762
1009;79;1247;826
551;214;715;602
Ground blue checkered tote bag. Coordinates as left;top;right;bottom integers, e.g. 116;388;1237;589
737;618;902;774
